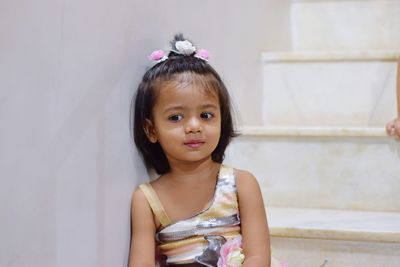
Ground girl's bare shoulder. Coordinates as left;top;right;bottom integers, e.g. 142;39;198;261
233;167;261;191
131;185;150;211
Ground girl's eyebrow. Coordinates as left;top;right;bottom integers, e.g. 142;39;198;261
200;103;218;109
163;105;185;113
163;103;218;113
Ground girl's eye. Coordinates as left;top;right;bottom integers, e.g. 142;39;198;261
168;114;183;122
200;112;214;120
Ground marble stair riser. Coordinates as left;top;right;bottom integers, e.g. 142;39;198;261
271;236;400;267
262;61;397;127
290;0;400;50
225;136;400;212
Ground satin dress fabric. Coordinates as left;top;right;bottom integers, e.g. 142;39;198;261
139;165;242;266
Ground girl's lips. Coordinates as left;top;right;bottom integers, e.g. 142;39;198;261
184;140;205;148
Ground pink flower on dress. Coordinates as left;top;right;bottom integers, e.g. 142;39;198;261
195;49;210;61
217;236;245;267
149;49;167;62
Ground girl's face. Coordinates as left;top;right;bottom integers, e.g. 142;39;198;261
145;77;221;165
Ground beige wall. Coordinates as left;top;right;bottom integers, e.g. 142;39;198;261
0;0;290;266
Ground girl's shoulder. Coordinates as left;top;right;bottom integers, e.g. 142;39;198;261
232;167;258;182
131;176;163;214
132;176;163;204
132;181;166;230
131;184;151;210
232;167;262;195
231;168;266;219
131;184;157;226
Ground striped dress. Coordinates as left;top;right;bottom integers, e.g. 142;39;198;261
139;164;242;266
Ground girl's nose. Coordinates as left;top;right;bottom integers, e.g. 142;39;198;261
185;117;202;134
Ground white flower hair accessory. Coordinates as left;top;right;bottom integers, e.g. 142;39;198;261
173;40;196;55
148;34;210;63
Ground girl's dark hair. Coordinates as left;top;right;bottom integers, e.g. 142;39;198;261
131;34;237;174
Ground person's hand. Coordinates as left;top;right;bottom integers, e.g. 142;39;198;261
386;117;400;138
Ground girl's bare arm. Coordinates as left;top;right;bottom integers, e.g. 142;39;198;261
236;170;271;267
128;188;156;267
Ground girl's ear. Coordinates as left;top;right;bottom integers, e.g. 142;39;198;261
144;119;158;143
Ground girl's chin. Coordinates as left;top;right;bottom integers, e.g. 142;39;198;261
169;154;214;164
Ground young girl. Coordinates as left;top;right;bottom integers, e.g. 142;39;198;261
129;34;272;267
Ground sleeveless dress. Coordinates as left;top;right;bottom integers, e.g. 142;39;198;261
139;164;242;266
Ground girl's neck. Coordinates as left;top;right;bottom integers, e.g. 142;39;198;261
165;157;221;183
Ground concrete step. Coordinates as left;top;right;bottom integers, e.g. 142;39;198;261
268;206;400;267
225;127;400;212
290;0;400;51
261;51;399;127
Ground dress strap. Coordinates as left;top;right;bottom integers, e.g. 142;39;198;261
139;183;172;228
218;164;234;178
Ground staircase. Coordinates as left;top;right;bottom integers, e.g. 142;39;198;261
226;1;400;266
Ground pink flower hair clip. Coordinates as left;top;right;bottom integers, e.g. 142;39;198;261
195;49;210;61
148;49;168;63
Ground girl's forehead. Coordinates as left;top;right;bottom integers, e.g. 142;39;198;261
154;74;220;105
155;83;219;107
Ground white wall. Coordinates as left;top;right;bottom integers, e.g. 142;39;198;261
0;0;290;266
290;0;400;51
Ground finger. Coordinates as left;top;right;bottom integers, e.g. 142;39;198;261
395;120;400;130
386;124;395;136
386;127;392;135
390;128;396;136
386;123;393;134
385;125;395;136
395;126;400;138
